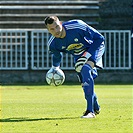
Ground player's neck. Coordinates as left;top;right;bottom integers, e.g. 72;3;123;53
60;27;66;38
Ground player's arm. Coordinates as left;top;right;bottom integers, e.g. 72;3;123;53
84;35;104;56
47;51;62;73
75;30;103;72
84;26;105;54
48;46;62;71
48;39;62;68
52;52;62;67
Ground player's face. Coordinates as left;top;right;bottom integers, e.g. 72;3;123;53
47;20;64;38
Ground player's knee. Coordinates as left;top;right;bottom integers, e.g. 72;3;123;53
81;64;93;84
86;60;95;68
81;64;92;75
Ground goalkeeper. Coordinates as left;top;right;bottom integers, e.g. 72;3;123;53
44;16;105;118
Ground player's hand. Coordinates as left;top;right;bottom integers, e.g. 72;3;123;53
49;66;60;73
75;52;91;72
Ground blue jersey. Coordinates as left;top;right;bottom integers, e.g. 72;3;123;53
47;20;105;68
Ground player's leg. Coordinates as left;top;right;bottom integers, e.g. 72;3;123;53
78;67;100;117
80;46;105;118
92;68;100;114
81;63;96;118
86;41;105;116
93;93;100;115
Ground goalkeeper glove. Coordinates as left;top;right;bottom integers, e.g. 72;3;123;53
75;52;91;72
52;65;60;70
49;66;60;73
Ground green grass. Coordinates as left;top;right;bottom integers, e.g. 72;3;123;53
0;85;132;133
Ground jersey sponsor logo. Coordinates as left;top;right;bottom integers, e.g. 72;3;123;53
66;43;83;51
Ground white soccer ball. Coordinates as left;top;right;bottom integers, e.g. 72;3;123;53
46;68;65;86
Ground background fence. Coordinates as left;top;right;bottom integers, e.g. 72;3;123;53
0;29;131;70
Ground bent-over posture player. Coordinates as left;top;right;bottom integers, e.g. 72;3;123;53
44;16;105;118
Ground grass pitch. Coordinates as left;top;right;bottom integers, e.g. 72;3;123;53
0;84;132;133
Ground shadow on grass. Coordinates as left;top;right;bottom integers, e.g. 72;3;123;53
0;117;79;122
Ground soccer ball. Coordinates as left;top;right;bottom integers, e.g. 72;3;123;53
46;68;65;86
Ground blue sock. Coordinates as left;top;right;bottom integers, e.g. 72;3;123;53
81;64;94;113
94;93;100;111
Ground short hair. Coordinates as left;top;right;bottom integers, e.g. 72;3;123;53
44;16;59;26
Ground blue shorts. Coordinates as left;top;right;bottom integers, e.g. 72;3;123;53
88;41;105;69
